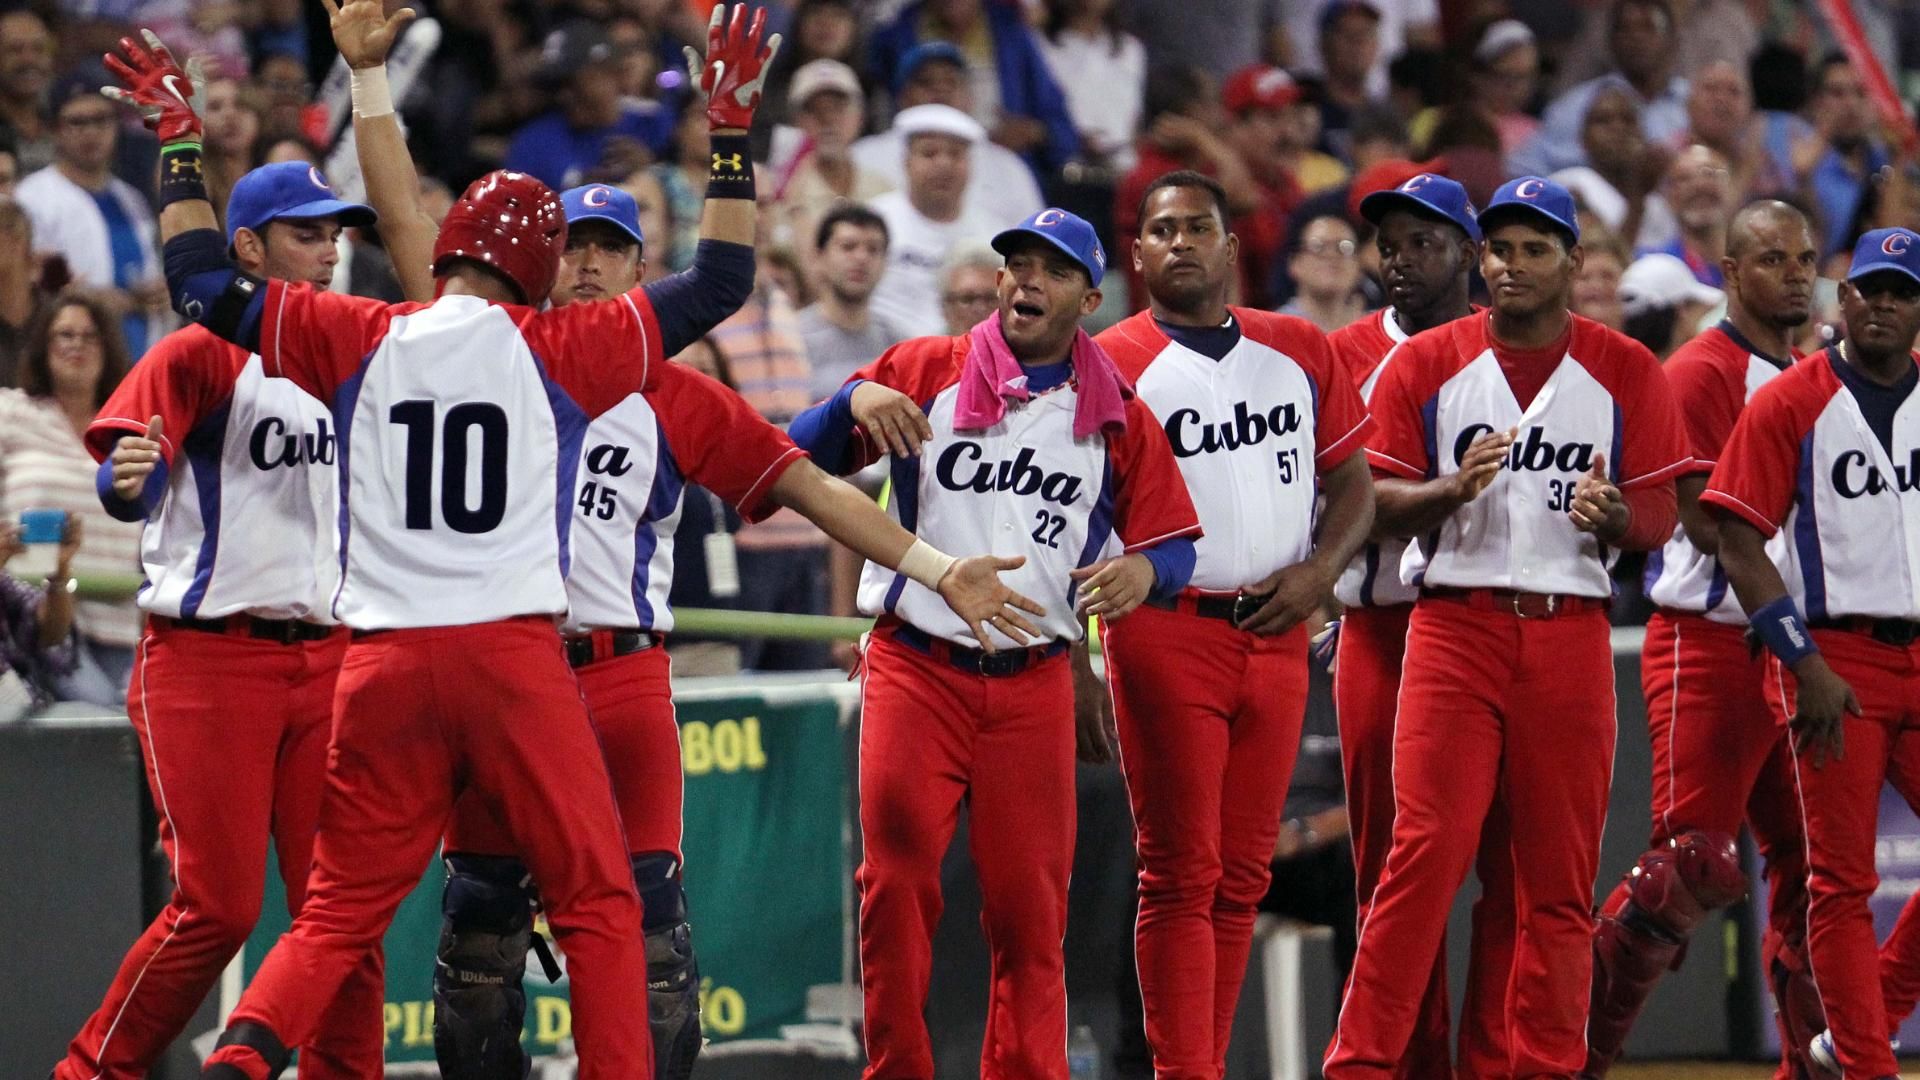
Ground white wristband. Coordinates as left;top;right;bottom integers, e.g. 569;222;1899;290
897;538;958;591
350;65;394;119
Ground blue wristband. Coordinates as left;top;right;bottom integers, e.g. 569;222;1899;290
1750;595;1820;666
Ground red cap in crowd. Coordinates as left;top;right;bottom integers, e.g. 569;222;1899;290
1346;157;1447;224
1222;65;1303;114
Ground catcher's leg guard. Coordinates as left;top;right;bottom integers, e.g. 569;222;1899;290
434;854;535;1080
1769;929;1829;1080
202;1021;290;1080
635;851;703;1080
1583;830;1745;1077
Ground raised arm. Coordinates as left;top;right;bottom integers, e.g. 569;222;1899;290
324;0;437;302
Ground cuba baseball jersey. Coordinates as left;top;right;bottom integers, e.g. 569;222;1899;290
842;335;1202;649
1328;307;1420;607
86;325;341;622
255;281;669;629
1368;314;1693;595
1645;321;1795;622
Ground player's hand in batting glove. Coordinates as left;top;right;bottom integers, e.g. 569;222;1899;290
321;0;416;70
1238;561;1335;636
1788;654;1860;769
1070;554;1155;620
685;4;782;132
1568;451;1628;536
851;381;935;457
101;30;206;144
938;554;1046;651
111;415;165;502
1449;425;1515;505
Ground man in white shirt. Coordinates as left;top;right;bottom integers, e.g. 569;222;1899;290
867;104;998;339
852;42;1043;229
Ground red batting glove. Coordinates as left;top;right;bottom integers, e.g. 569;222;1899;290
683;4;782;131
102;29;207;144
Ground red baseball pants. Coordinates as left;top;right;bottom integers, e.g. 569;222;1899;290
447;644;681;857
1334;604;1514;1080
55;623;383;1080
856;629;1076;1080
1771;628;1920;1080
1102;603;1306;1080
1873;740;1920;1033
206;618;650;1080
1326;598;1616;1080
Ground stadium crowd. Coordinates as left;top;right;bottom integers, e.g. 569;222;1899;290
0;0;1917;704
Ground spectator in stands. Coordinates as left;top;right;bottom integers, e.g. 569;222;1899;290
850;42;1044;227
773;60;892;271
0;290;141;705
798;205;906;400
754;0;861;154
1455;18;1540;166
1641;143;1732;285
17;76;163;360
1572;224;1630;330
1618;251;1724;359
0;11;52;174
252;53;319;145
405;0;541;186
1037;0;1144;177
1553;0;1757;93
1219;66;1312;310
0;131;17;200
1277;213;1367;332
1311;1;1389;162
251;132;322;168
867;104;998;338
1511;0;1689;178
654;101;709;273
1288;0;1439;99
1550;83;1671;252
1672;61;1798;203
504;20;675;191
621;167;674;283
0;511;77;718
1117;0;1285;77
0;199;44;385
1796;52;1890;257
938;244;1002;334
665;336;748;677
868;0;1080;184
203;76;264;218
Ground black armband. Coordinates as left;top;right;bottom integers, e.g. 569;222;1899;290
158;142;208;211
705;133;754;201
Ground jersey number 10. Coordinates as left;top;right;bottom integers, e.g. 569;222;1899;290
388;399;510;533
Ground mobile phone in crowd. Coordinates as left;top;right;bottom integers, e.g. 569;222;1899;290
12;508;68;579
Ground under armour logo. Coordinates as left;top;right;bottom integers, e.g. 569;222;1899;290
711;152;744;173
167;155;202;176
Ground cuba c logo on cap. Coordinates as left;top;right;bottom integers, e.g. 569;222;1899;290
1401;174;1432;192
308;166;331;192
1033;208;1067;228
583;186;612;208
1884;231;1913;257
1515;178;1546;199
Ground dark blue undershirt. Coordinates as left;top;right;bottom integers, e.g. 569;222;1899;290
1717;318;1792;370
1155;313;1241;361
1829;346;1918;456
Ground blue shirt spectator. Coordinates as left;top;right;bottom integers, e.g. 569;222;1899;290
869;5;1079;183
1799;53;1891;256
505;20;676;190
1509;0;1689;177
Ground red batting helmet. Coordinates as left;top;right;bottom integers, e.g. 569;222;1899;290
432;170;567;304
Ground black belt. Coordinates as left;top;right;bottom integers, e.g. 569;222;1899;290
1144;591;1273;624
564;629;662;668
1811;616;1920;648
887;623;1068;677
160;613;338;644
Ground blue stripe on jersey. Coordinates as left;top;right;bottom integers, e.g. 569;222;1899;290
631;435;687;630
177;403;232;617
536;362;591;580
1609;402;1625;484
1791;429;1827;620
1642;547;1663;595
1072;457;1117;578
330;354;377;621
1419;393;1440;480
1704;563;1729;611
1360;542;1381;606
883;448;925;613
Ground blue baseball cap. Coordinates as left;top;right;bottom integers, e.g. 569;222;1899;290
560;183;645;247
1847;227;1920;286
1358;173;1481;242
1477;176;1580;244
992;207;1106;287
895;41;966;93
226;162;375;245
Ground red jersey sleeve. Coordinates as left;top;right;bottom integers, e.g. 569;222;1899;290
1607;334;1694;490
1107;396;1204;551
1700;374;1815;537
85;325;242;464
842;335;964;470
524;286;669;418
651;363;808;523
258;280;400;399
1660;334;1744;473
1363;330;1437;480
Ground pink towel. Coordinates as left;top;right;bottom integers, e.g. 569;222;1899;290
954;312;1130;439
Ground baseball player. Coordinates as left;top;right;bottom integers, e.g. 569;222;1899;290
789;206;1204;1080
1093;170;1374;1080
1584;200;1822;1080
1324;177;1690;1080
101;20;1036;1080
1704;226;1920;1080
52;162;384;1080
1325;171;1515;1080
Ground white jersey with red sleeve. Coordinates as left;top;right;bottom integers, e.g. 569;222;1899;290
1644;323;1794;623
257;280;667;629
1702;348;1920;621
1098;307;1370;592
846;334;1203;649
1367;313;1692;598
85;324;341;622
563;362;808;633
1326;307;1418;607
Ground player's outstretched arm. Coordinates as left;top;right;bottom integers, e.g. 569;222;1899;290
323;0;436;302
767;459;1047;651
